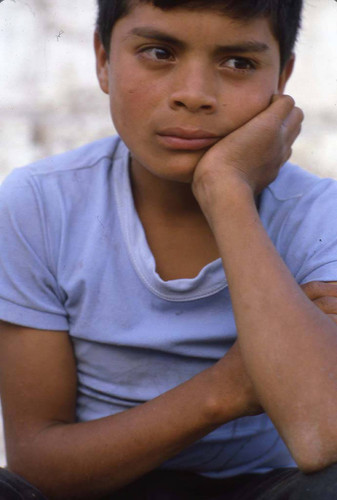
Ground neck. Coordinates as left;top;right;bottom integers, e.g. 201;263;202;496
129;157;221;280
130;158;202;218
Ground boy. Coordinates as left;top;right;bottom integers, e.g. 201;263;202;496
1;0;337;498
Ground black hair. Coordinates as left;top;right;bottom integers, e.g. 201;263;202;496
96;0;303;71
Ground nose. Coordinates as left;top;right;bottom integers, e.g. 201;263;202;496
169;63;217;114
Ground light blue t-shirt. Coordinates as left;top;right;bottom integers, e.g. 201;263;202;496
1;136;337;478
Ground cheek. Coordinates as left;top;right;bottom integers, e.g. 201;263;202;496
224;85;275;130
109;87;140;134
109;74;157;128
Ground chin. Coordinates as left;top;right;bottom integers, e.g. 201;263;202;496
152;162;198;184
131;149;201;184
153;152;205;181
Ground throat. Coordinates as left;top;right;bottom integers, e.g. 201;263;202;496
138;208;220;281
155;240;220;281
129;158;220;280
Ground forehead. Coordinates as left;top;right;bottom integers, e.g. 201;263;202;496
113;3;277;50
129;0;264;18
124;0;273;27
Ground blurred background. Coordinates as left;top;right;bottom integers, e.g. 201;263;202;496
0;0;336;466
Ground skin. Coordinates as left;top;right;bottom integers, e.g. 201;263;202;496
1;4;337;499
97;5;293;186
95;4;294;280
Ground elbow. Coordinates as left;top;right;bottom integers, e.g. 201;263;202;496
7;453;67;500
296;457;331;474
295;453;337;475
7;456;49;497
7;453;118;500
288;430;337;474
6;452;33;480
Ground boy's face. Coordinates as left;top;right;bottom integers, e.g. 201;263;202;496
95;3;294;184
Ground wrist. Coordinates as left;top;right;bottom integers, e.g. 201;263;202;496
192;173;256;225
204;351;262;424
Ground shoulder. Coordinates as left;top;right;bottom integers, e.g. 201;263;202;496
0;135;130;245
261;162;337;222
267;162;337;201
1;135;127;193
261;163;337;283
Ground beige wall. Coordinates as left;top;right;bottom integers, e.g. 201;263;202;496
0;0;336;467
0;0;336;184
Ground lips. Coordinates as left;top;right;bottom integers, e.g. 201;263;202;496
157;127;221;151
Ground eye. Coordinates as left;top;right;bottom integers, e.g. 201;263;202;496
139;46;174;62
222;57;256;71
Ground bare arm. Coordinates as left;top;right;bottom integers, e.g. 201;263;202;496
1;285;335;499
301;281;337;326
192;95;337;472
0;321;260;500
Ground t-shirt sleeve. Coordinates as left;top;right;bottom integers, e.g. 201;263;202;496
0;168;68;330
280;178;337;285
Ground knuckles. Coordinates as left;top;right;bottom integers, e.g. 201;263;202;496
313;296;337;314
193;93;303;197
301;281;337;317
302;281;337;299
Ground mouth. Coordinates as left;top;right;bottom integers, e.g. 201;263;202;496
157;127;221;151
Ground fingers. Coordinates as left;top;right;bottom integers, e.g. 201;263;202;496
301;281;337;300
283;105;304;144
269;95;304;132
270;94;297;122
281;147;292;166
301;281;337;319
313;296;337;315
268;95;303;165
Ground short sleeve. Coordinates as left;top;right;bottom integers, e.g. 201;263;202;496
279;178;337;285
0;168;68;330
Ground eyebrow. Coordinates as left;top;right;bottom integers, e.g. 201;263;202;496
127;27;271;54
127;27;185;48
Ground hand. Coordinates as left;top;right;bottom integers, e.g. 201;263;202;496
193;95;304;203
301;281;337;325
228;282;337;417
222;341;263;417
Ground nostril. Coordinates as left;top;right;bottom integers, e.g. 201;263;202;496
172;98;216;113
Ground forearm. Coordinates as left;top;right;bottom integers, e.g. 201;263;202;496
9;352;249;500
201;180;337;471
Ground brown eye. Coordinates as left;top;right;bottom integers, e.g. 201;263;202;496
142;47;174;61
223;57;255;71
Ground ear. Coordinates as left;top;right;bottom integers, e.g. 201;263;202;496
94;31;110;95
277;54;295;94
